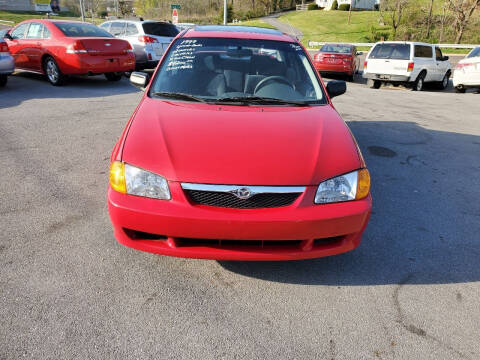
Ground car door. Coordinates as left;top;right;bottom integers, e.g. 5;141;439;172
124;23;143;63
6;23;30;69
435;47;449;81
24;22;44;71
414;45;435;82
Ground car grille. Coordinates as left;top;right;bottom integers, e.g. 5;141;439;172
184;190;301;209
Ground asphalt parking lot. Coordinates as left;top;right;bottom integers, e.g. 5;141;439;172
1;73;479;360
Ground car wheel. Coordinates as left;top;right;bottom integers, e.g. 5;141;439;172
455;85;466;93
412;72;426;91
44;57;66;86
105;72;123;81
368;79;381;89
0;75;7;87
438;73;450;90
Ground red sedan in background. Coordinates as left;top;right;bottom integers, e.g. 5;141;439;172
313;43;361;82
108;26;372;261
5;20;135;85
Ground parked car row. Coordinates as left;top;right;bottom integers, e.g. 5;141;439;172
0;18;181;86
314;41;480;93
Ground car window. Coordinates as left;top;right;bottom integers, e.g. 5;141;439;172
10;23;29;40
43;26;51;39
142;22;179;37
99;23;111;32
150;37;326;104
468;47;480;58
320;44;352;54
53;22;113;37
26;22;43;39
414;45;433;58
435;47;444;60
369;44;411;60
110;22;125;36
125;23;138;36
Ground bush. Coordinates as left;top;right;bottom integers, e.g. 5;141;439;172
331;0;338;10
97;10;108;18
308;3;319;10
338;4;350;11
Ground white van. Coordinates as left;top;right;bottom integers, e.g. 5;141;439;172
363;41;452;91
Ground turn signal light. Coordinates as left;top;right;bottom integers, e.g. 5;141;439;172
356;169;371;200
110;161;126;194
363;60;368;69
0;42;9;53
407;62;414;72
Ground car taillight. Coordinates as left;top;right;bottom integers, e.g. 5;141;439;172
363;60;368;69
0;42;9;53
124;43;134;53
138;35;158;43
66;40;87;54
407;62;414;72
456;62;473;70
343;57;352;64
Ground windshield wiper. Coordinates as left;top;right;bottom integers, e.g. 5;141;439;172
214;96;310;106
151;91;208;103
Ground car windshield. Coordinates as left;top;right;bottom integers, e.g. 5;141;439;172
54;22;113;37
142;22;179;37
320;44;351;54
369;44;411;60
150;37;326;105
467;47;480;58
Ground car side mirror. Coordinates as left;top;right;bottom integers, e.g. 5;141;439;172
130;71;149;90
326;80;347;99
4;33;13;40
443;56;449;61
356;51;363;56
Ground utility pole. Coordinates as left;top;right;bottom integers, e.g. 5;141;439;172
348;0;354;25
223;0;227;25
79;0;85;22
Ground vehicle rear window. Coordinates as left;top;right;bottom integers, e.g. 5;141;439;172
54;22;113;38
320;44;352;54
468;47;480;58
414;45;433;58
369;44;411;60
142;22;179;37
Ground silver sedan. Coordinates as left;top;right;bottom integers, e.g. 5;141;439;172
0;30;14;87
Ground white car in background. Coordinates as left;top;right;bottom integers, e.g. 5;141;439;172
453;47;480;93
363;41;452;91
100;19;179;70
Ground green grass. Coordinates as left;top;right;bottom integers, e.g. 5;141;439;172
279;10;390;47
231;19;276;29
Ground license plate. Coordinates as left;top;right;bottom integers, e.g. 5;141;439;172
154;48;163;57
377;74;390;80
326;58;339;64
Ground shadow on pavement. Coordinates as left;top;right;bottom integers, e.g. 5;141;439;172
219;121;480;286
0;72;141;109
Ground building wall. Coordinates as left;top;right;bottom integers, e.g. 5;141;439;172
315;0;376;10
0;0;35;11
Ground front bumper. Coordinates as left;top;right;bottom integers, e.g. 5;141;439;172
363;72;411;82
107;182;372;261
0;55;15;75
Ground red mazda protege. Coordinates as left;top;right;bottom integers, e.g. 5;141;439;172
108;26;372;261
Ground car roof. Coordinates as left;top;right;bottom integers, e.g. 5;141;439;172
377;41;436;46
102;19;173;24
183;25;295;42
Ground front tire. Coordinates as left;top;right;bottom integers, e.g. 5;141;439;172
105;72;123;82
437;72;450;90
368;79;381;89
43;56;66;86
0;75;7;87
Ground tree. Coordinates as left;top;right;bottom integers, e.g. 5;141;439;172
446;0;480;43
380;0;410;39
426;0;434;38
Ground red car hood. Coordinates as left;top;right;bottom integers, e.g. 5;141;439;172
121;97;362;186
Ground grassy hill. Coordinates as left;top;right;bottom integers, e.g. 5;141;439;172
279;10;390;47
0;10;101;25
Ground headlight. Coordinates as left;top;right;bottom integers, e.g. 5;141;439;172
315;169;370;204
109;161;171;200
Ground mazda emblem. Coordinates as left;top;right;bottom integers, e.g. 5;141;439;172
231;187;253;200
